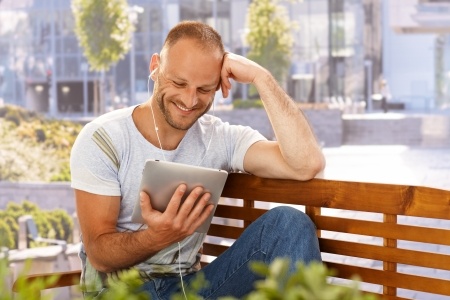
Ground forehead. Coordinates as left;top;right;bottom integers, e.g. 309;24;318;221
161;38;223;85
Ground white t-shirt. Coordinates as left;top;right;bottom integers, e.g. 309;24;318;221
70;105;266;292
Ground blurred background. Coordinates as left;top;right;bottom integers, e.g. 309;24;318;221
0;0;449;116
0;1;449;299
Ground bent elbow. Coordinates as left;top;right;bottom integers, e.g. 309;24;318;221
294;153;326;181
84;246;117;274
89;257;115;274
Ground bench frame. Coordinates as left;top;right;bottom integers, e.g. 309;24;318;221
12;173;450;299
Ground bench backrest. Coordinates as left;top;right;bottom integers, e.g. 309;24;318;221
202;173;450;300
13;173;450;300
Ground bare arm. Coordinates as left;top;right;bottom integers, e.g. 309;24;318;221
220;53;325;180
76;185;213;273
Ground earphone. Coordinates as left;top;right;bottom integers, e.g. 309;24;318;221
147;73;218;300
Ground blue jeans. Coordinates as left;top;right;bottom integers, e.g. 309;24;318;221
141;206;322;299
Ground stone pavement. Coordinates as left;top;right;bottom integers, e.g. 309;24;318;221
321;145;450;300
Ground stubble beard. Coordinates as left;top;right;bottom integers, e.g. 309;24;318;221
154;91;213;131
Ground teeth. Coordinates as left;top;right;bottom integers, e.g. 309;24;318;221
176;103;193;111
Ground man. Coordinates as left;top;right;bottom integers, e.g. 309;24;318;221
70;21;325;299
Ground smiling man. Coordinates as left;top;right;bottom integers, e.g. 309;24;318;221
70;21;325;299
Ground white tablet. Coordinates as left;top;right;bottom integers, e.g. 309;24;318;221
131;159;229;233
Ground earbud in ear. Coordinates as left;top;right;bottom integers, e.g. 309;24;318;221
149;69;157;81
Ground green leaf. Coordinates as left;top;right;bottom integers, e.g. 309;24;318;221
72;0;135;72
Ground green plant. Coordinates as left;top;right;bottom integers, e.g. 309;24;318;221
0;219;14;249
0;258;59;300
0;104;82;182
245;0;296;86
233;99;264;109
0;201;74;249
4;258;378;300
87;269;148;300
93;259;378;300
72;0;134;72
171;271;209;300
240;258;378;300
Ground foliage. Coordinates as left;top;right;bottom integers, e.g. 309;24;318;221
0;258;58;300
0;105;82;182
245;0;296;88
72;0;135;72
240;259;378;300
0;200;73;249
0;219;14;249
88;269;149;300
171;272;209;300
4;257;379;300
90;259;378;300
233;99;264;109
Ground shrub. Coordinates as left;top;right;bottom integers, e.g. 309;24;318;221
240;259;378;300
91;259;378;300
1;258;59;300
0;201;74;249
0;219;14;249
4;111;20;126
233;99;264;109
0;104;83;182
50;162;72;182
34;128;46;142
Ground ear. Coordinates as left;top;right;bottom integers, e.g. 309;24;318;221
149;53;160;80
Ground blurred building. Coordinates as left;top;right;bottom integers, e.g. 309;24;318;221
3;0;447;118
385;0;450;110
0;0;247;117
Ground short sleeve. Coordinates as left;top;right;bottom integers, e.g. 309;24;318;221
70;123;122;196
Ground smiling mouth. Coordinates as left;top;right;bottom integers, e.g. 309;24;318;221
175;103;195;112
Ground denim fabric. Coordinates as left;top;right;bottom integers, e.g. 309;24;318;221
140;206;322;300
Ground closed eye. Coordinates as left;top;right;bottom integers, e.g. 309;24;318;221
173;81;186;88
198;88;213;94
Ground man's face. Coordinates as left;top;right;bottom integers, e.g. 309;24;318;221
152;39;223;131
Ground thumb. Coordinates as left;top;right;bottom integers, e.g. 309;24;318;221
140;191;153;216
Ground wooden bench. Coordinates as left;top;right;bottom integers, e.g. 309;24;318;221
12;173;450;299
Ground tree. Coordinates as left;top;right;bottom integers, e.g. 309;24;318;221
72;0;134;72
72;0;136;114
245;0;296;90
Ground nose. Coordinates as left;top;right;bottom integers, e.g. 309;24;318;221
182;87;198;109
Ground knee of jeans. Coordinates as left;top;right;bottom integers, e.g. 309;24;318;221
269;206;316;231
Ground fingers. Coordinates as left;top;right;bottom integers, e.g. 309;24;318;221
141;184;214;235
164;184;187;215
140;191;153;216
173;186;214;232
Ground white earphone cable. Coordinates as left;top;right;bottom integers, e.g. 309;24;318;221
148;75;166;162
149;75;186;299
178;242;188;300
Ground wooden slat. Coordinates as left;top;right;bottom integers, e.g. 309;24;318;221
12;270;81;292
326;262;450;296
243;199;255;228
315;215;450;245
222;174;450;219
214;205;266;222
207;224;244;239
202;242;230;257
383;214;397;296
319;238;450;271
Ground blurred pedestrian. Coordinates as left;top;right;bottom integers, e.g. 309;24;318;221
380;79;391;113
